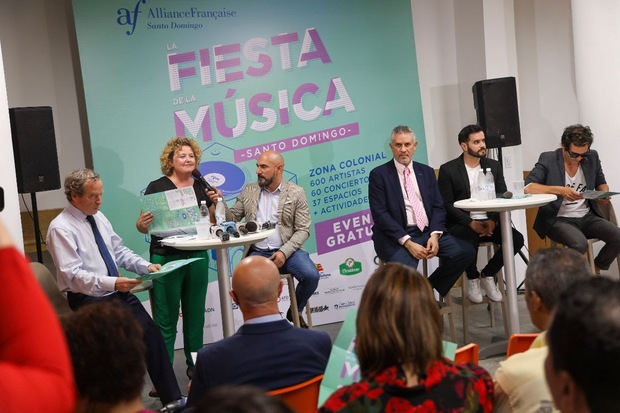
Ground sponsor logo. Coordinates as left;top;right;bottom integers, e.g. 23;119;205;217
315;263;324;272
310;305;329;314
319;272;332;280
116;0;238;35
347;284;366;291
323;287;345;295
339;257;362;276
116;0;146;36
334;301;356;310
205;307;216;313
277;295;291;303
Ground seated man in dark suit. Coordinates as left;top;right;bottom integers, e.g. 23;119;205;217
525;124;620;273
438;124;524;303
368;125;475;297
187;255;331;406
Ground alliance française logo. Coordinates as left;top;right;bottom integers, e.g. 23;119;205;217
116;0;146;36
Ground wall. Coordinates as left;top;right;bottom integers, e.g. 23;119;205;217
0;0;86;213
0;41;24;250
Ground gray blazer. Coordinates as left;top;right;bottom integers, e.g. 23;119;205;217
224;180;311;259
525;148;606;238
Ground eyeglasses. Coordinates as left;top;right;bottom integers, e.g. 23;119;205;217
565;148;590;159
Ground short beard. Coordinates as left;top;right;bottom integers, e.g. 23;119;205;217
258;175;273;188
467;146;486;159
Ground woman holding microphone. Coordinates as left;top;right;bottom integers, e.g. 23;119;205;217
137;137;214;380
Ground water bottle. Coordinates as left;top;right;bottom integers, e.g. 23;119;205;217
476;168;495;201
199;200;209;220
215;197;226;225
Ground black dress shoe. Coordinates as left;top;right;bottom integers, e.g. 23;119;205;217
286;307;309;329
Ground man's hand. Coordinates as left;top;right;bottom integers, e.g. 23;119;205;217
560;187;583;201
481;220;496;236
269;251;286;268
596;196;611;205
115;277;142;292
405;239;428;260
136;211;154;234
206;185;224;204
469;220;487;236
425;234;439;259
147;264;161;272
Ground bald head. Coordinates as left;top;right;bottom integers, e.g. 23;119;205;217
259;151;284;167
231;256;282;314
256;151;284;191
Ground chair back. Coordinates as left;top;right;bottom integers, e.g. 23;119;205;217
267;374;323;413
30;262;72;316
454;343;479;365
506;333;539;358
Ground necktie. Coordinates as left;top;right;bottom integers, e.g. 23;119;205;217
86;215;118;277
403;167;428;231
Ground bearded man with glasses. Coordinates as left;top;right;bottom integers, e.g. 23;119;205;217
525;124;620;273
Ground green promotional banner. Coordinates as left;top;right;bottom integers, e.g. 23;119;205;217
73;0;427;334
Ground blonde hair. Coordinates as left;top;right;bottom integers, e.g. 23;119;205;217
159;137;202;176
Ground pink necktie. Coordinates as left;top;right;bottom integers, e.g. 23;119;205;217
404;167;428;231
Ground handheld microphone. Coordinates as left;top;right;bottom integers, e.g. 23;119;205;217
498;191;513;199
210;225;230;241
237;223;249;235
192;170;216;193
221;221;240;238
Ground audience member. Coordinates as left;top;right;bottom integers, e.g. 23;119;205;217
369;125;474;297
525;124;620;273
545;277;620;413
494;248;591;413
46;169;183;409
319;262;493;412
62;301;155;413
187;255;331;406
0;218;75;413
188;385;293;413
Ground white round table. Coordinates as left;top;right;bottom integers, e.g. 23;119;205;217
161;229;275;337
454;194;556;336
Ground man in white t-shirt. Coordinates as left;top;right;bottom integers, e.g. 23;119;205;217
525;124;620;273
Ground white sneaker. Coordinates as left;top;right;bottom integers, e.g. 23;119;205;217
481;276;503;302
467;278;483;303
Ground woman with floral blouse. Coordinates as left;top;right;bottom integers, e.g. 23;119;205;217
319;262;493;413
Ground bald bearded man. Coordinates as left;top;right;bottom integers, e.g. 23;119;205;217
187;256;331;406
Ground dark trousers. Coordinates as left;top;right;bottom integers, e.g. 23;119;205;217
448;222;524;279
67;291;182;404
385;227;476;296
547;212;620;270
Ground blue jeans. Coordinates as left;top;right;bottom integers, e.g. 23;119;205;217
248;248;320;312
386;227;475;296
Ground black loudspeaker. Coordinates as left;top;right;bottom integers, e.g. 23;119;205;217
9;106;61;193
472;77;521;148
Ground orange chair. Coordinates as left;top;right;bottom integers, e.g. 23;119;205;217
267;374;323;413
454;343;479;365
506;333;539;358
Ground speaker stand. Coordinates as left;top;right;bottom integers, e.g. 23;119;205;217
30;192;43;263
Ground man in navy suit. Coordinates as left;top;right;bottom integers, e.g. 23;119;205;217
187;255;331;406
369;125;475;296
